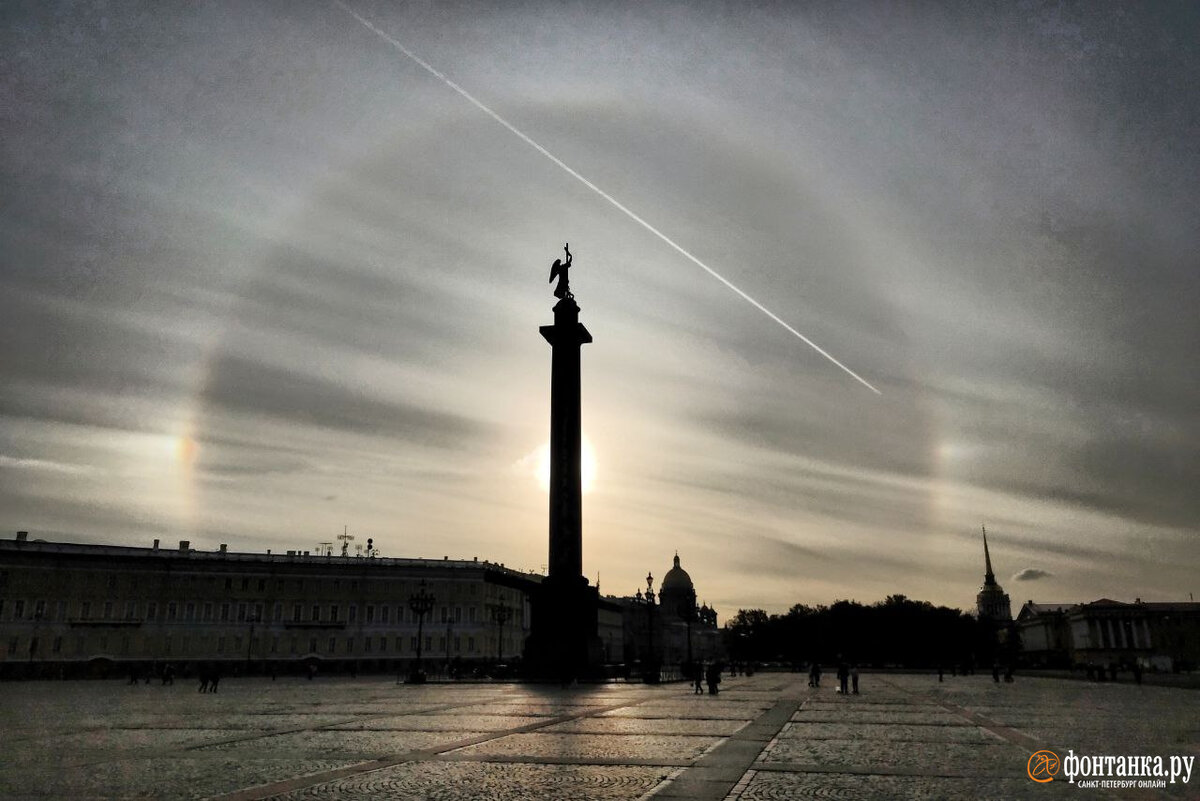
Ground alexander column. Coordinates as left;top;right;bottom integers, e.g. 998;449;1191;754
527;243;602;679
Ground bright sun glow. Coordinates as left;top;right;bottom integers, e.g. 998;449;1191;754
535;436;596;494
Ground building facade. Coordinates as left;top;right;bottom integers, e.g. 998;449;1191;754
617;553;721;674
1017;597;1200;671
0;532;540;678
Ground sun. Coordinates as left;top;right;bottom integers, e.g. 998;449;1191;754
535;436;596;494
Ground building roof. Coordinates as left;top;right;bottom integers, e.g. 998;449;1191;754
660;553;693;592
0;534;540;582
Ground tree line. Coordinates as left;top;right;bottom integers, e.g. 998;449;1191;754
723;595;1007;669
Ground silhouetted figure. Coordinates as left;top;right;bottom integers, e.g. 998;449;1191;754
836;660;849;694
1004;664;1014;683
549;243;574;299
938;664;944;682
851;664;860;694
809;663;822;687
706;662;722;695
992;662;1000;683
693;662;704;695
198;669;209;693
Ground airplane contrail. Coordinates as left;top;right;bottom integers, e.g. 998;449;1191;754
333;1;882;395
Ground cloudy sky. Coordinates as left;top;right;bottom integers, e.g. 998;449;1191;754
3;1;1197;618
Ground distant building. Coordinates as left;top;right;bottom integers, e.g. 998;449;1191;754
1017;597;1200;671
0;531;540;678
616;553;721;672
975;526;1012;622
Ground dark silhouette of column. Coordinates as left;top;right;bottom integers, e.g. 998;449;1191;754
540;297;591;580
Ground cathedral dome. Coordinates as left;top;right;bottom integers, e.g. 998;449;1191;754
660;553;693;593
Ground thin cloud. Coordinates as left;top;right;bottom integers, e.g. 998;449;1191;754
1013;568;1054;582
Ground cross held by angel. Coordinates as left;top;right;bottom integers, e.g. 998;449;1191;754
549;243;574;300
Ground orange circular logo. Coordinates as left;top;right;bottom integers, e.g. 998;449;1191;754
1028;750;1060;783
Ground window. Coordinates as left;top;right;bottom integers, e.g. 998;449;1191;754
311;605;320;622
225;578;232;590
217;637;225;654
107;574;117;589
220;603;230;622
348;605;355;623
237;602;246;622
258;579;266;591
366;605;374;623
290;636;298;655
270;636;278;654
55;600;65;621
15;600;25;619
254;603;263;621
241;578;249;591
203;602;213;621
468;636;475;653
328;637;336;654
164;635;172;655
380;606;389;624
103;601;113;619
379;637;387;653
34;600;46;619
425;635;432;651
233;636;242;652
308;638;317;654
81;601;91;619
346;637;354;653
98;634;108;651
454;606;462;623
364;636;372;653
293;604;301;622
329;605;338;623
74;635;84;654
273;603;282;622
167;602;177;621
185;602;195;621
410;636;417;651
440;606;447;624
469;607;477;623
52;636;62;653
28;637;38;656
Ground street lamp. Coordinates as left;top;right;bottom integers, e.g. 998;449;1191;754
643;572;658;683
407;580;436;684
491;601;512;665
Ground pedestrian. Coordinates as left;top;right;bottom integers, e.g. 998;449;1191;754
1004;664;1014;683
706;662;721;695
992;662;1000;683
693;662;704;695
836;660;849;695
810;662;821;688
851;664;859;695
938;664;944;683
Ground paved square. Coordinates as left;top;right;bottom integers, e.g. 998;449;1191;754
0;673;1196;799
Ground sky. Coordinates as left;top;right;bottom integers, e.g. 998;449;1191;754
2;1;1197;619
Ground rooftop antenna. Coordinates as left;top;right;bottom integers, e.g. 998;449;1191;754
317;541;333;557
338;525;354;557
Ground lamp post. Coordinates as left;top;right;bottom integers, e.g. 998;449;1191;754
644;572;658;683
407;580;435;683
245;612;261;672
491;601;512;665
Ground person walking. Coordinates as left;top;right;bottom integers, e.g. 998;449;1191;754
836;660;849;695
851;664;860;695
